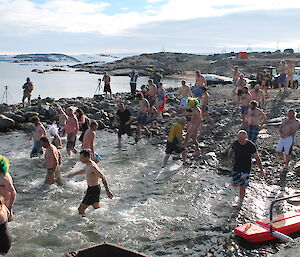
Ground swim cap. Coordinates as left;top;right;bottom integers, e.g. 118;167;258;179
0;155;9;174
186;98;200;107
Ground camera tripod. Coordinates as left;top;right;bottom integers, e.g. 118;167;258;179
1;86;14;104
94;80;103;96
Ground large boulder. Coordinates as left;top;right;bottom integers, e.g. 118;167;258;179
3;112;26;123
0;115;15;130
24;112;39;120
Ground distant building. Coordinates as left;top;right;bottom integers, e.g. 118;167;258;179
284;49;294;54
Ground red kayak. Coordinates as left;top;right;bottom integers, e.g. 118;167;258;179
234;211;300;243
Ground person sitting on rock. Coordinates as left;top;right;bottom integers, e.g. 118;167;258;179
30;116;47;158
22;77;34;107
113;102;133;145
163;117;187;167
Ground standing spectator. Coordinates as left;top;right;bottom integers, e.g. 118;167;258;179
151;71;162;86
129;70;139;96
22;77;34;107
286;60;295;88
30;116;47;158
178;80;192;110
75;109;90;142
193;70;207;99
65;108;79;156
277;60;288;91
102;72;112;99
250;85;265;107
276;110;300;169
157;82;166;119
261;70;270;98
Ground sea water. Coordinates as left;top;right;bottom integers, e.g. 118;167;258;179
0;130;297;257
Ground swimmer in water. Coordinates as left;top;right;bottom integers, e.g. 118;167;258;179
67;150;114;215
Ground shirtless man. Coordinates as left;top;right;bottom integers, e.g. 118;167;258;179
250;85;265;107
228;64;240;99
0;155;16;220
240;87;252;129
67;150;114;215
65;108;79;156
135;92;151;142
56;106;67;137
235;74;247;106
277;60;288;91
22;77;34;107
147;79;158;114
193;70;207;99
276;110;300;168
40;137;64;186
82;121;99;162
286;60;295;88
184;98;202;155
178;80;192;110
247;101;267;143
30;116;46;158
201;87;213;124
102;72;112;99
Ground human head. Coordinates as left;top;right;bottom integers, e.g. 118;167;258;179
118;102;125;111
104;72;108;75
148;79;153;85
287;109;296;120
280;60;286;65
31;116;40;126
136;92;144;100
239;74;244;78
158;82;163;88
249;100;258;109
254;84;260;91
75;108;84;118
66;107;74;116
0;155;9;175
237;130;248;144
40;136;50;148
26;77;30;82
242;86;248;93
202;87;207;93
234;65;239;70
187;98;200;108
90;120;98;131
263;70;267;74
196;70;200;76
181;80;186;86
80;149;91;163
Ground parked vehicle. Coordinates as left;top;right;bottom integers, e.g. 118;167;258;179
249;66;279;88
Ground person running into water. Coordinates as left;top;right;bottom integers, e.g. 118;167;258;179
184;98;202;156
67;150;114;216
277;60;288;91
82;121;101;163
178;80;192;111
30;116;47;158
0;196;12;255
228;130;264;207
40;137;64;186
75;109;90;142
0;155;16;220
261;70;270;98
129;70;139;96
193;70;207;99
148;79;158;115
235;74;247;106
49;124;62;150
65;108;79;156
135;92;151;142
163;117;188;167
247;101;267;144
102;72;112;99
22;77;34;107
276;110;300;169
56;105;68;137
113;102;133;145
240;86;252;129
201;87;213;124
157;82;166;119
286;60;295;89
250;85;265;107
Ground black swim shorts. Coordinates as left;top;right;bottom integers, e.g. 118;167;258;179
82;185;101;206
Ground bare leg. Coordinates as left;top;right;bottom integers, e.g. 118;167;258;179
44;168;55;185
239;186;246;204
93;202;101;209
118;136;122;145
163;155;170;167
182;151;187;164
78;203;88;215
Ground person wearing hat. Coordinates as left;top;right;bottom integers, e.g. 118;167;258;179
0;155;16;221
276;109;300;169
49;124;62;150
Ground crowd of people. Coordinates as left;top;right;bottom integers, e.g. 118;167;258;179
0;60;298;254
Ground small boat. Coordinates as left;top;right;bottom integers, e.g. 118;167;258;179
63;243;148;257
234;194;300;243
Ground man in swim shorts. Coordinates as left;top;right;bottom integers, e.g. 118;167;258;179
177;80;192;110
147;79;158;114
247;101;267;144
286;60;295;89
113;102;133;145
276;109;300;169
22;77;34;107
235;74;247;106
30;116;47;158
135;92;150;142
201;87;213;124
240;86;251;129
277;60;288;91
82;121;99;162
163;117;187;167
228;130;264;206
250;85;265;108
65;108;79;156
0;155;16;220
193;70;207;99
67;150;114;215
102;72;112;99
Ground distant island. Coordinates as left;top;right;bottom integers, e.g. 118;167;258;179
0;53;79;62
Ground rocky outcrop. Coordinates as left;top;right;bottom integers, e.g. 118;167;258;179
0;115;15;130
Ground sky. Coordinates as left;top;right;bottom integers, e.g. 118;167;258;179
0;0;300;55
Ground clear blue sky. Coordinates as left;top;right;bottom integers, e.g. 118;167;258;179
1;0;300;55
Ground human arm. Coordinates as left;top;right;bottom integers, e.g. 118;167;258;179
125;115;133;126
95;169;114;199
259;110;267;128
67;169;86;178
1;176;16;216
78;116;85;125
228;147;234;168
252;152;264;177
112;113;119;127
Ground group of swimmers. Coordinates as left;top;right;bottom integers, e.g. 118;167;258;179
1;60;299;254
